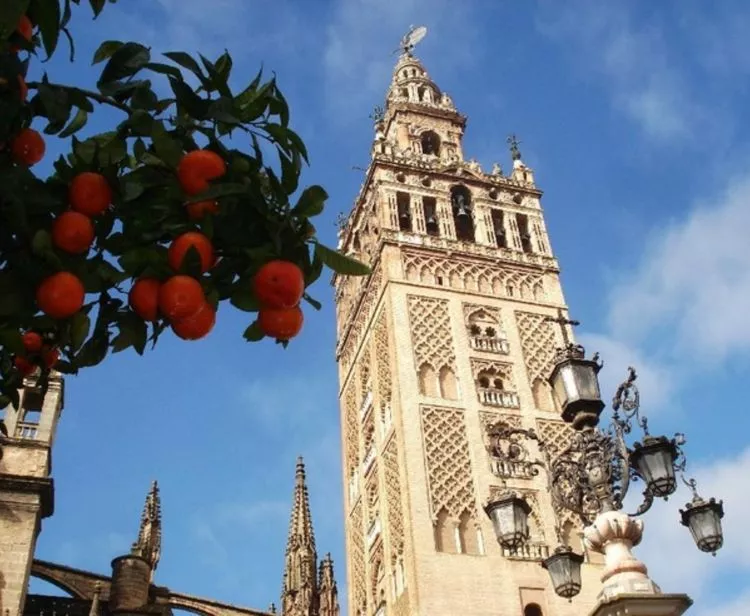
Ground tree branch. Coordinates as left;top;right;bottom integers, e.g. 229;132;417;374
26;81;132;115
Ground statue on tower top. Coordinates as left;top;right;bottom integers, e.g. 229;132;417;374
507;134;523;162
396;25;428;56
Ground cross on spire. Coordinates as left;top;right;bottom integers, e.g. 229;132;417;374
544;309;580;346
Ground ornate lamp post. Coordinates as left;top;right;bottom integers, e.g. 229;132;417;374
483;335;725;615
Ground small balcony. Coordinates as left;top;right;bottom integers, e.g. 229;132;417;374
349;471;360;502
470;335;510;355
478;388;520;409
15;421;38;439
503;542;550;561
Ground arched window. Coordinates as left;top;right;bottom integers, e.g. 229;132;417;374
450;185;474;242
523;604;544;616
421;131;441;155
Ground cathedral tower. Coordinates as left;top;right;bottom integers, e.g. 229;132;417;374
281;458;340;616
0;371;64;616
333;44;603;616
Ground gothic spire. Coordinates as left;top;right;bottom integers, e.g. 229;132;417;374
318;553;340;616
131;480;162;582
281;457;319;616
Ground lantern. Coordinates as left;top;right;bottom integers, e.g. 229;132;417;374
547;345;604;429
629;435;679;498
680;496;725;556
484;492;531;551
542;545;584;599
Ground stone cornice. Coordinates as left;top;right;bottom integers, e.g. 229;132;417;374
0;473;54;517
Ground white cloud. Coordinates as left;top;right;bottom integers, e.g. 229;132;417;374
606;174;750;366
631;447;750;605
535;1;701;143
322;0;476;122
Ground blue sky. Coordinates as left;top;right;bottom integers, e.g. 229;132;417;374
24;1;750;615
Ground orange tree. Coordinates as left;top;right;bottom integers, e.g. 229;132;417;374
0;0;369;411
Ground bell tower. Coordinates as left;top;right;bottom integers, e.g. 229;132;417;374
0;371;64;616
333;31;603;616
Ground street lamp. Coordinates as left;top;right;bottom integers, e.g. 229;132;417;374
483;342;725;602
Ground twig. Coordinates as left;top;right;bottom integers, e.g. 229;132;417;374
26;81;132;115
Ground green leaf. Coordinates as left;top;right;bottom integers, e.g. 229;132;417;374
34;0;61;59
145;62;183;80
112;313;147;355
163;51;207;84
230;286;259;312
88;0;106;17
75;330;109;368
199;53;232;97
184;182;247;203
150;122;183;168
314;243;371;276
243;321;265;341
69;312;90;351
0;328;23;354
99;42;150;84
58;107;88;137
92;39;123;64
168;77;207;119
293;185;327;218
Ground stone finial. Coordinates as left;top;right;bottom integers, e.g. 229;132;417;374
131;480;162;582
318;553;340;616
583;510;661;602
88;582;102;616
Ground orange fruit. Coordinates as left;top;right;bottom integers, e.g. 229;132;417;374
11;15;33;52
52;211;95;254
176;149;226;196
171;302;216;340
158;275;205;321
43;347;60;369
69;172;112;217
128;278;161;321
258;306;304;341
186;199;219;220
22;331;43;353
10;128;45;166
167;232;214;273
36;272;85;319
253;260;305;309
14;356;36;376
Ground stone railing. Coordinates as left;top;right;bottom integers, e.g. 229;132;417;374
503;542;550;561
15;421;38;439
477;388;520;409
489;458;539;480
367;517;382;548
470;335;510;354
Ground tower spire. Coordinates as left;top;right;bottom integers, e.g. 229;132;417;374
131;480;162;582
318;553;340;616
281;457;319;616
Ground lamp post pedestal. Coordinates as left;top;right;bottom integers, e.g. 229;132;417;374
589;593;693;616
583;511;662;600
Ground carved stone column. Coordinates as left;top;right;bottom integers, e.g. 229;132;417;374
584;511;692;616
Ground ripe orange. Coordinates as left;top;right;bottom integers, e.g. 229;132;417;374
171;302;216;340
14;356;36;376
43;347;60;369
52;211;95;254
158;275;205;321
176;149;226;196
11;15;33;52
253;260;305;309
10;128;45;166
258;306;304;341
167;232;214;273
69;172;112;217
36;272;85;319
22;331;43;353
186;199;219;220
128;278;161;321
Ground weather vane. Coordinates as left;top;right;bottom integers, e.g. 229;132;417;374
394;25;428;56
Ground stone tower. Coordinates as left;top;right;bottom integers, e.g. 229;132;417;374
280;458;340;616
333;49;604;616
0;371;64;616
